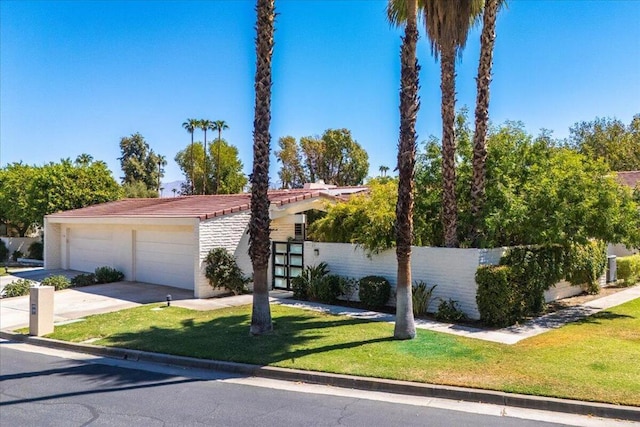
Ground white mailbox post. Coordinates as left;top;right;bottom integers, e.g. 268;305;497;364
29;285;54;336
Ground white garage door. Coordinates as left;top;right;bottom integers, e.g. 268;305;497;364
135;230;194;290
68;227;113;273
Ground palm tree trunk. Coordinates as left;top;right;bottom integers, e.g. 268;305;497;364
249;0;275;336
441;43;458;248
203;129;208;195
470;0;498;247
190;133;194;194
394;1;419;340
216;130;222;194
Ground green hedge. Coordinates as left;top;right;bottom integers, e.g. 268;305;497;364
477;241;608;326
358;276;390;308
476;266;519;327
617;254;640;286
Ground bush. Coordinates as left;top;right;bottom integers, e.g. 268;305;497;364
412;281;437;317
28;241;44;260
94;266;125;284
358;275;390;308
71;273;96;287
0;240;8;262
435;298;468;323
204;248;250;295
309;274;344;304
476;265;519;327
41;275;71;291
565;241;606;294
291;263;329;300
2;279;33;298
617;254;640;286
11;250;24;262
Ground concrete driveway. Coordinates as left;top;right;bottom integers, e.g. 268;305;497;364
0;272;193;331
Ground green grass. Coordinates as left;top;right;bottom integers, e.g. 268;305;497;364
47;299;640;406
0;266;8;276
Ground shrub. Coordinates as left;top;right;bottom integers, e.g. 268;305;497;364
476;265;520;327
2;279;34;298
358;275;390;308
11;250;24;262
341;277;359;302
0;240;8;262
565;240;606;294
28;241;44;260
435;298;468;323
204;248;250;295
412;281;437;317
41;275;71;291
71;273;96;287
309;274;344;304
94;266;125;284
617;254;640;287
291;263;329;300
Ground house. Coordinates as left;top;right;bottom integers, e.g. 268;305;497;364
44;187;365;298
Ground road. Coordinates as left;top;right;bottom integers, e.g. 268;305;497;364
0;342;625;427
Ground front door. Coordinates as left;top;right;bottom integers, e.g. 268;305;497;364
272;241;304;289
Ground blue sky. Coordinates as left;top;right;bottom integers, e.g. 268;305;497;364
1;0;639;185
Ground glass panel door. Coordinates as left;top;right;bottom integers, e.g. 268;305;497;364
272;241;304;290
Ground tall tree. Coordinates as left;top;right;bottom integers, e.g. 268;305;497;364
423;0;481;247
388;0;420;339
211;120;230;194
470;0;502;246
118;133;165;193
199;119;213;195
378;165;390;177
568;115;640;171
275;136;305;188
182;118;199;194
249;0;276;335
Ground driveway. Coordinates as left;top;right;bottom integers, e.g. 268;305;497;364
0;272;193;331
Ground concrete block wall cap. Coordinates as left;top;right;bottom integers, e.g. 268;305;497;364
1;330;638;422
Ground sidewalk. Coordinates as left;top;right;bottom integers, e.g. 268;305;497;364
173;285;640;345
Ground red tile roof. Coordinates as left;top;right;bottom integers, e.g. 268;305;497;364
616;171;640;189
47;189;338;220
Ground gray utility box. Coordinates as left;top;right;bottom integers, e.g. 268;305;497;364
606;255;617;283
29;285;55;336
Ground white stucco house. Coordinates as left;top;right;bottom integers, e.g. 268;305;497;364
44;187;365;298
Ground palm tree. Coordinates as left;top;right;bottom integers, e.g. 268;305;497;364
379;165;390;177
182;118;199;194
423;0;481;247
211;120;229;194
388;0;420;340
172;188;177;197
470;0;503;246
199;119;213;194
249;0;276;335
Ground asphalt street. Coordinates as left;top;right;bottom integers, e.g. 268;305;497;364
0;343;583;427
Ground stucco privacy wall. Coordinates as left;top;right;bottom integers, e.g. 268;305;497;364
304;242;506;319
1;237;40;257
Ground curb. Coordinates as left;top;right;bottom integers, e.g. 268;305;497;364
1;330;638;422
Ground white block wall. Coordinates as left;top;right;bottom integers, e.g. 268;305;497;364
304;242;506;319
197;212;252;298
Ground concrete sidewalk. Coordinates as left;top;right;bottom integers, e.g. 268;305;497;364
171;285;640;345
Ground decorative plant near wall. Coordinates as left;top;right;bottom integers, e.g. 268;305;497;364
204;248;251;295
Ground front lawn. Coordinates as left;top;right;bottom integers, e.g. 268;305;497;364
47;298;640;406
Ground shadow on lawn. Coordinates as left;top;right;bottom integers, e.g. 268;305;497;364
102;311;394;366
577;310;634;325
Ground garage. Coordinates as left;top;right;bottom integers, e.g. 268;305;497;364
134;229;194;289
44;189;349;298
68;227;113;272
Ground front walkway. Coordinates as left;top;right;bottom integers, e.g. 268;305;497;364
173;285;640;345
